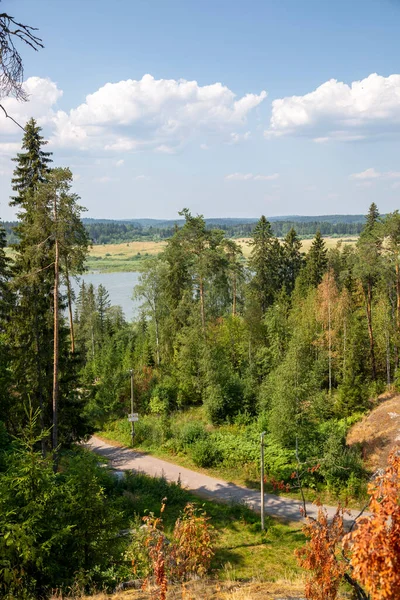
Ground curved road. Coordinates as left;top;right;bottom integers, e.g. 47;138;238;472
88;436;363;525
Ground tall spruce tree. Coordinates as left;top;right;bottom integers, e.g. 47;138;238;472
8;120;53;444
355;203;382;380
305;230;328;287
0;221;13;425
248;215;282;313
10;118;52;206
282;227;303;294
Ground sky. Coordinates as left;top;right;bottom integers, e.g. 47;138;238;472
2;0;400;220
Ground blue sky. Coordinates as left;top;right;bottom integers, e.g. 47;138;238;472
1;0;400;220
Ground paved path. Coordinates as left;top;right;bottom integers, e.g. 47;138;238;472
88;436;363;525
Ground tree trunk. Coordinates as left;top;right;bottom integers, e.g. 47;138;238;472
386;329;391;386
154;313;160;366
33;287;46;457
343;317;347;378
232;274;237;317
396;262;400;331
364;282;377;380
199;276;205;331
52;196;59;467
328;290;332;395
65;265;75;353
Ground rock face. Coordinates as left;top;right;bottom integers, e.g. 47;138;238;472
347;392;400;470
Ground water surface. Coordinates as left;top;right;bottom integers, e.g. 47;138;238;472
71;271;141;320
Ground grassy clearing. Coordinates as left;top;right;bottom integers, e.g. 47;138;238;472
6;237;358;273
118;469;305;583
86;241;167;272
78;578;306;599
236;236;358;258
86;237;358;271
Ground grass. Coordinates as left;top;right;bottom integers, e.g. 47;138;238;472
236;236;358;259
6;236;358;274
86;241;167;272
77;579;307;599
118;470;305;583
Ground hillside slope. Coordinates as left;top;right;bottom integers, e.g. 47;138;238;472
347;392;400;470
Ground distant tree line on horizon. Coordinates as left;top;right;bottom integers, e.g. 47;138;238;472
2;217;365;246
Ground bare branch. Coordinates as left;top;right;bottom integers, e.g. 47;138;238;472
0;11;43;101
0;103;24;129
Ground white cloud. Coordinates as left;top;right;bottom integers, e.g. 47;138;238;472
356;181;374;189
200;143;209;150
135;175;150;180
155;144;176;154
350;168;381;180
225;173;253;181
253;173;279;181
0;75;266;157
350;168;400;180
225;172;279;181
229;131;251;144
115;159;124;167
265;73;400;141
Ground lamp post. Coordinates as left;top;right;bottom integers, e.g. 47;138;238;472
130;369;134;445
260;431;266;530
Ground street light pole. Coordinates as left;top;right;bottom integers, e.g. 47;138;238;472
130;369;135;445
260;431;266;530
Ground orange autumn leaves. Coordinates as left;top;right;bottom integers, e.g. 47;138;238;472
346;450;400;599
297;450;400;600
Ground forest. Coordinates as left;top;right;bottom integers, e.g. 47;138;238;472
1;117;400;599
2;215;365;246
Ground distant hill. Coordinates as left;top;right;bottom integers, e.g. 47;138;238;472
2;215;367;245
82;215;366;227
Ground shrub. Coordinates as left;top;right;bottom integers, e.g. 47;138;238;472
178;420;208;448
191;438;222;468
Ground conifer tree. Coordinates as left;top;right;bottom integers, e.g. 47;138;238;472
0;221;13;425
248;215;282;313
355;203;382;380
10;117;52;207
305;230;328;287
282;227;303;294
8;121;54;444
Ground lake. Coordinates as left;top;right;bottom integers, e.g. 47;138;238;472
70;271;142;321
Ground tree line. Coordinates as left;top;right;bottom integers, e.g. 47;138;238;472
2;216;364;247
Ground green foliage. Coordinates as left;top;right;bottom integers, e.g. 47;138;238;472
191;438;222;468
179;420;208;447
0;415;123;598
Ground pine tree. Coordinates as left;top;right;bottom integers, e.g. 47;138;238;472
248;215;282;313
0;221;13;426
305;230;328;287
10;118;52;207
8;122;54;445
355;204;382;380
282;227;303;294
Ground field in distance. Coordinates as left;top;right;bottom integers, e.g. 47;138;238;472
85;237;358;271
236;236;357;258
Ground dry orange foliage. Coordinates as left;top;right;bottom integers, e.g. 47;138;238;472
140;501;215;600
297;450;400;600
344;450;400;600
295;505;348;600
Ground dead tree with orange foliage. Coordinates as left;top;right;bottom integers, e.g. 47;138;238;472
295;505;369;600
344;450;400;600
297;450;400;599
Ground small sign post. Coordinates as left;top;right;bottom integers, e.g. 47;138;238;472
129;369;136;445
260;431;266;530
